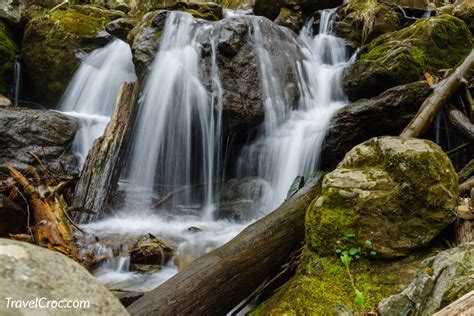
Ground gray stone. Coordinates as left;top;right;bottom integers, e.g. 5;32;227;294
0;106;78;175
378;243;474;315
0;238;128;315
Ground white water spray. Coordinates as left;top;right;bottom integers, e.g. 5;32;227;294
58;39;137;165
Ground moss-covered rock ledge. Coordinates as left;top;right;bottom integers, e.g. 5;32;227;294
343;14;472;101
21;5;124;105
0;22;17;95
251;137;459;315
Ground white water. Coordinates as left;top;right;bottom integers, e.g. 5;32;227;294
58;39;136;165
237;9;352;211
83;9;352;293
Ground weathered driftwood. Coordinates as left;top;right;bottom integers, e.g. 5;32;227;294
457;219;473;245
128;179;322;316
460;83;473;122
460;176;474;196
73;82;138;223
433;290;474;316
401;49;474;138
446;104;474;141
4;163;76;258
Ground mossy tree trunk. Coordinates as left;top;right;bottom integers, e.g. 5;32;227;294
73;82;139;223
127;179;322;316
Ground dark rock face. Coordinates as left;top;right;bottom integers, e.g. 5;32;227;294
105;17;134;41
0;106;78;174
21;6;124;105
202;16;304;144
253;0;343;21
274;7;304;33
0;22;17;96
320;81;431;171
343;14;472;101
129;10;169;77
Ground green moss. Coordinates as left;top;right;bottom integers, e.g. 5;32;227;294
0;24;18;95
251;247;429;315
358;14;472;87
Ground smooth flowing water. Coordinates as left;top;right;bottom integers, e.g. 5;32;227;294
82;9;352;293
237;9;352;211
58;39;137;165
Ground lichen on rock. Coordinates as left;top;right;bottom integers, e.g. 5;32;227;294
307;136;458;258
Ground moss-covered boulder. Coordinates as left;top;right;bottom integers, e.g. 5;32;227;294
378;243;474;315
21;6;124;105
452;1;474;35
251;247;430;315
0;22;17;95
307;137;457;258
343;14;472;101
333;0;401;48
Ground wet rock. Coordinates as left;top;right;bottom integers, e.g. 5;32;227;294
0;238;128;315
105;17;134;41
128;235;174;265
215;177;272;221
253;0;343;21
168;2;223;21
0;22;17;95
0;106;78;174
130;263;161;273
129;10;169;76
286;176;305;199
378;243;474;315
21;6;124;105
187;226;203;233
203;16;305;144
321;81;431;171
275;7;304;34
333;0;401;48
343;14;472;101
308;136;458;258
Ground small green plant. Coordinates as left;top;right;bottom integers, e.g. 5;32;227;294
336;234;376;315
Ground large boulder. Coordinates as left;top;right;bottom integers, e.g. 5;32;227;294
253;0;343;21
343;14;472;101
451;1;474;35
0;22;17;95
320;81;431;171
0;238;128;315
0;106;78;174
378;243;474;315
308;137;458;258
332;0;401;48
21;6;124;105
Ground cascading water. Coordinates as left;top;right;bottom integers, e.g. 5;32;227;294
237;9;352;211
58;39;137;165
81;9;353;293
124;12;220;212
13;56;21;107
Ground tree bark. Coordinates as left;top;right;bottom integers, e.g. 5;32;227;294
73;82;139;223
445;104;474;141
128;179;322;316
400;49;474;138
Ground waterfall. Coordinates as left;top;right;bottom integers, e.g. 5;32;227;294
58;39;137;165
13;56;21;107
237;9;352;211
124;12;220;214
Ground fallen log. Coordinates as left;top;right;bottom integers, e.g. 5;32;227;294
433;290;474;316
401;49;474;138
73;82;139;223
128;178;323;316
445;104;474;141
460;176;474;196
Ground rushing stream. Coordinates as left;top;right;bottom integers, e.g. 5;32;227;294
63;9;352;293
